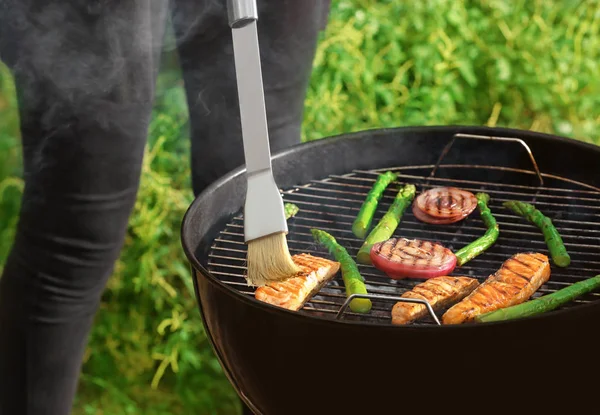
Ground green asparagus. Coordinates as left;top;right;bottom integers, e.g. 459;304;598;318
356;184;416;264
311;229;372;313
284;203;299;220
352;171;398;239
503;200;570;267
455;193;499;266
475;275;600;323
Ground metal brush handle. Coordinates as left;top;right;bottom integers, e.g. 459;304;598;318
227;0;258;28
335;294;441;325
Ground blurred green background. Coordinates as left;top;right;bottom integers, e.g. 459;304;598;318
1;1;598;414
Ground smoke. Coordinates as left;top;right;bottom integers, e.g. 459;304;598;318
0;0;331;196
167;0;224;52
8;1;156;123
0;0;247;143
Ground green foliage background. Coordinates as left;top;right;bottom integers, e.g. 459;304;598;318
1;1;598;414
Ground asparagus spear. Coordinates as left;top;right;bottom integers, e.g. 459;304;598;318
356;184;416;264
475;275;600;323
284;203;299;219
503;200;570;267
352;171;398;239
455;193;499;266
311;229;372;313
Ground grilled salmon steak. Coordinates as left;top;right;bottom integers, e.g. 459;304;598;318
442;252;551;324
392;277;480;325
255;254;340;311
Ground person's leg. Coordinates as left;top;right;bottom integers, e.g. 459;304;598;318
171;0;331;196
0;1;166;413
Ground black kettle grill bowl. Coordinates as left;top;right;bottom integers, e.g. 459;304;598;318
181;126;600;414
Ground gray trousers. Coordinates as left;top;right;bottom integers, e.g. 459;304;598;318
0;1;330;413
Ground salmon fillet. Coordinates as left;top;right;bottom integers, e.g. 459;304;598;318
442;252;551;324
392;277;479;325
254;254;340;311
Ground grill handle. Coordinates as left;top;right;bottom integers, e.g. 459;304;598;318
335;294;441;325
227;0;258;28
430;133;544;186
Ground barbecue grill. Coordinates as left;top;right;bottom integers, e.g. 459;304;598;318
181;126;600;414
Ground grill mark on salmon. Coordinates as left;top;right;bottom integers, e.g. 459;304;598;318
527;254;547;264
442;252;551;324
510;257;537;274
498;272;531;289
255;254;340;311
391;276;480;325
502;264;533;286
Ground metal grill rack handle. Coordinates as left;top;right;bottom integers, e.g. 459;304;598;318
335;294;441;325
431;133;544;186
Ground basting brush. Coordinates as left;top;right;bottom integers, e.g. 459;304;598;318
227;0;300;286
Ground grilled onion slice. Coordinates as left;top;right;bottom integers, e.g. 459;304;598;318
413;187;477;224
412;204;463;225
370;238;457;280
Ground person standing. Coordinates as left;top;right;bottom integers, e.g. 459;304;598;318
0;0;330;413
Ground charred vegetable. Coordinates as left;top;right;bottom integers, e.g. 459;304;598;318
413;187;477;225
356;184;416;264
352;171;398;239
370;238;457;280
503;200;570;267
455;193;499;266
475;275;600;323
311;229;372;313
284;203;299;219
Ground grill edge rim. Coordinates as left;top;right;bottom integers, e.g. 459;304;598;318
181;125;600;329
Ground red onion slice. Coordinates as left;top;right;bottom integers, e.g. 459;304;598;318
370;238;457;280
414;187;477;223
412;203;464;225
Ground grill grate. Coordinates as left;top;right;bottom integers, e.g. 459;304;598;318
207;164;600;325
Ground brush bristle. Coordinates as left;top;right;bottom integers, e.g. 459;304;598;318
246;233;301;286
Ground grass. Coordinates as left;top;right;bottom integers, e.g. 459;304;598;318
1;1;599;414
